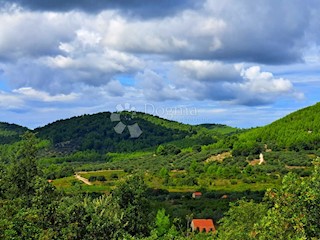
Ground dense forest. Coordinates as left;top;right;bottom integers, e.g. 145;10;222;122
233;102;320;155
0;122;29;145
34;112;232;154
0;104;320;238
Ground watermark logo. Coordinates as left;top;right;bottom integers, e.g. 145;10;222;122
110;103;143;138
144;103;198;117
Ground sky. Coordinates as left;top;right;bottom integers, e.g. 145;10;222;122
0;0;319;129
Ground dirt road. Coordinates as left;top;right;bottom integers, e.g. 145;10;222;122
75;174;92;185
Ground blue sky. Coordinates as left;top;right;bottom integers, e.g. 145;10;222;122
0;0;319;129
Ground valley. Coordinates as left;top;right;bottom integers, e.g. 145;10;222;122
0;103;320;239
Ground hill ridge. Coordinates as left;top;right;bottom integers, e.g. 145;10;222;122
233;102;320;155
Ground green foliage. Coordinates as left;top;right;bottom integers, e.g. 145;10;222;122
192;145;202;152
39;150;108;164
233;102;320;154
0;135;139;239
217;200;267;240
189;160;201;175
112;175;153;237
159;167;170;180
217;159;320;239
156;144;181;155
0;122;29;145
156;145;166;155
197;123;238;133
2;104;320;238
110;173;118;179
155;209;171;237
82;195;125;239
34;112;196;154
88;175;106;182
3;132;40;199
42;163;74;180
253;162;320;239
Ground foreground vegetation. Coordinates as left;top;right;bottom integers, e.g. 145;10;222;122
0;133;319;239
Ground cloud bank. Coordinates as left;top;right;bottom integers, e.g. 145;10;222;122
0;0;318;127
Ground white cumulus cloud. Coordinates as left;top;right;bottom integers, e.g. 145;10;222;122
13;87;79;102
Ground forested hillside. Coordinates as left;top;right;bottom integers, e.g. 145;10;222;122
0;122;29;145
34;112;199;154
233;102;320;155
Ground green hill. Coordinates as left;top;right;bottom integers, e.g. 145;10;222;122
197;123;239;135
34;112;203;154
233;102;320;155
0;122;29;145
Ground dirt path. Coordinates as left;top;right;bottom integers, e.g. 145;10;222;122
75;174;92;185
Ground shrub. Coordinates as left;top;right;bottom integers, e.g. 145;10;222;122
88;176;97;182
230;180;237;185
203;192;218;199
110;173;119;179
96;176;106;181
192;145;202;152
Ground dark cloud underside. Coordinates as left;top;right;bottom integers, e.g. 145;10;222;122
5;0;202;18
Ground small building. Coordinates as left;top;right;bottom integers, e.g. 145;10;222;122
191;219;216;233
192;192;202;199
259;153;265;165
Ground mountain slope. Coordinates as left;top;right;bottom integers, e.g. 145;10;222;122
197;123;239;135
233;102;320;155
34;112;199;154
0;122;29;144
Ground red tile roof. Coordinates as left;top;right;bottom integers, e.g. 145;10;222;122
191;219;216;233
193;192;202;196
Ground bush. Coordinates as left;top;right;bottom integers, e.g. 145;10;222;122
156;144;181;155
88;175;106;182
110;173;118;179
192;145;202;152
96;176;106;181
230;180;237;185
203;192;219;199
88;176;97;182
243;178;253;184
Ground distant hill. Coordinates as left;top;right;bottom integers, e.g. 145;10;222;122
233;102;320;155
0;122;29;145
197;123;238;135
34;112;201;154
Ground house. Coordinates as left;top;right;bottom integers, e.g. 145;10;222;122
191;219;216;233
192;192;202;199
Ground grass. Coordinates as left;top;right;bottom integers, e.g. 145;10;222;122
52;170;128;194
53;176;76;189
52;176;80;193
52;175;115;194
52;168;281;194
78;169;126;180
